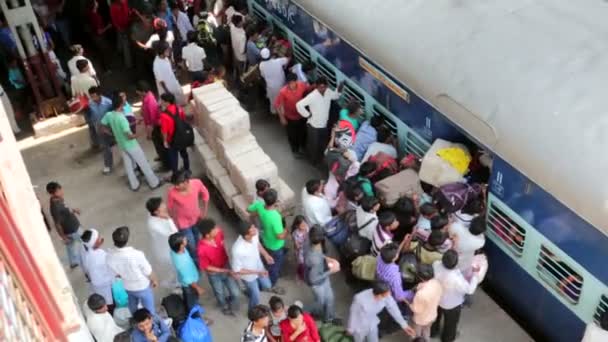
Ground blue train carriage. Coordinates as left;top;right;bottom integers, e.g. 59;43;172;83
246;0;608;341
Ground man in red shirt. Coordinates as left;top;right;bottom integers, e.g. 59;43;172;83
110;0;133;68
159;92;190;178
275;73;310;157
197;218;241;316
279;305;321;342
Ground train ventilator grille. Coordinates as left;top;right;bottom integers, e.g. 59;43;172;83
594;295;608;324
536;245;583;304
315;59;337;88
292;39;311;65
0;254;47;341
342;82;365;109
487;203;526;257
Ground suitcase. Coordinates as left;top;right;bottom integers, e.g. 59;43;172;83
419;139;470;187
374;169;423;207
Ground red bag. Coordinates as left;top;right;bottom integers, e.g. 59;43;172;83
369;152;398;180
68;95;89;113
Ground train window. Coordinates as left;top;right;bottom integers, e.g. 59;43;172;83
372;105;397;134
251;4;267;22
594;295;608;324
292;39;311;65
342;82;365;108
272;20;288;40
315;59;337;88
405;131;430;158
536;245;583;304
487;203;526;256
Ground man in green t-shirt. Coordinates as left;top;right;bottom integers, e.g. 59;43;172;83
247;188;287;288
100;93;161;191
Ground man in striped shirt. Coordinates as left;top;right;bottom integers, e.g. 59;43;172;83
376;243;414;305
371;211;400;256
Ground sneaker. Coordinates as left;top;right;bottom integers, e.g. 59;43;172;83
102;167;111;175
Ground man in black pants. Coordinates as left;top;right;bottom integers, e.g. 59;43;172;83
275;73;309;157
431;250;481;342
296;77;344;164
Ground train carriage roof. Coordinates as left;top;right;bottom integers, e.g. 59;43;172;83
295;0;608;233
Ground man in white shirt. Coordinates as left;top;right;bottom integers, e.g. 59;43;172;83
146;197;179;290
153;41;186;105
431;250;480;342
84;293;124;342
362;126;398;162
259;48;289;114
182;31;207;80
81;229;116;309
296;77;344;164
301;179;333;227
70;59;98;98
229;14;247;79
582;311;608;342
170;3;193;42
106;226;159;315
356;196;380;241
232;222;281;310
450;215;486;275
67;44;97;77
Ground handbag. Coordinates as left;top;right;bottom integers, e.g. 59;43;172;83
351;254;377;281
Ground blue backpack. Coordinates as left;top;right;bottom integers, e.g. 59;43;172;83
179;305;212;342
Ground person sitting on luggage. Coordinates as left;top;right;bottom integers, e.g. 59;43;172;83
279;305;321;342
362;126;398;163
415;214;453;253
371;211;400;256
242;305;271;342
403;231;448;266
348;161;376;198
130;308;171;342
376;243;414;306
356;196;380;241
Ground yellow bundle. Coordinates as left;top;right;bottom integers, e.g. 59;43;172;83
436;147;471;175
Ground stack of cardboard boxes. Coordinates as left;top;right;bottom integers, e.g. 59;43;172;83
191;84;295;221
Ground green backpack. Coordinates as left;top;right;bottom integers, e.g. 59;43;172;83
319;323;354;342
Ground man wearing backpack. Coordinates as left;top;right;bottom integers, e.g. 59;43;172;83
160;92;193;178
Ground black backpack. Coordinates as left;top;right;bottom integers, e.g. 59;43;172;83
161;294;187;329
165;107;194;150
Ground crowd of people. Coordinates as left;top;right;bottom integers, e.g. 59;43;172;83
34;1;499;342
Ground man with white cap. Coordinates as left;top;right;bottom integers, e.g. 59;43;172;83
81;228;117;313
259;48;289;114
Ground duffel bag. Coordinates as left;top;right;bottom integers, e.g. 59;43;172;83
341;234;371;261
319;323;354;342
351;254;377;281
374;169;423;207
419;139;470;187
434;182;483;213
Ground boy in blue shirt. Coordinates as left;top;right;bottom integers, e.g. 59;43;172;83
169;232;203;311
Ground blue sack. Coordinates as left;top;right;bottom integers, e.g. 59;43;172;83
112;279;129;308
179;305;212;342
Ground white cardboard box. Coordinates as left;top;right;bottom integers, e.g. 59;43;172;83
217;175;239;209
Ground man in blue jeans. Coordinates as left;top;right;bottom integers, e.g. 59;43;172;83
197;219;240;316
88;86;114;174
232;221;285;310
107;226;159;315
47;181;82;268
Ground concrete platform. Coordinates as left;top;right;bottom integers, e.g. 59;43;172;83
21;107;533;342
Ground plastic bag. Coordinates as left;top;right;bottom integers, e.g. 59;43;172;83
112;279;129;308
179;305;213;342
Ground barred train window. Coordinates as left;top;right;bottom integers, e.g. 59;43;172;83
251;5;266;22
594;295;608;324
537;245;583;304
342;82;365;108
486;203;526;256
292;39;311;65
315;59;336;88
372;105;396;134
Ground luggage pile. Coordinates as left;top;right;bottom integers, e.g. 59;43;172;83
191;83;295;220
